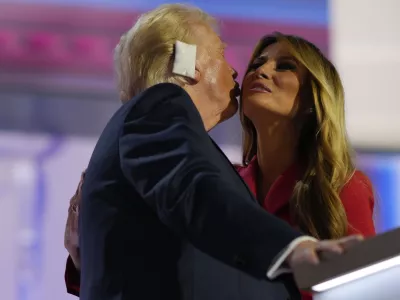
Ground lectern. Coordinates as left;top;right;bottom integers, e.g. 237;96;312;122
293;227;400;300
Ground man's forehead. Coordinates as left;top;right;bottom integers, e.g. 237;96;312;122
192;24;226;54
202;35;224;49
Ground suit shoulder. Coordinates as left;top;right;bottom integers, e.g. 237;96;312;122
127;83;191;116
140;82;188;100
120;83;204;133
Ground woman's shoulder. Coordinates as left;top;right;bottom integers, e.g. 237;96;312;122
344;170;373;194
340;170;374;208
341;170;376;236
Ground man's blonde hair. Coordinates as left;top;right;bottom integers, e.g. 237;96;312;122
114;4;217;102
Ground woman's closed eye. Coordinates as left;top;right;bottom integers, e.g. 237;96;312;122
248;62;263;70
276;61;297;71
248;60;297;72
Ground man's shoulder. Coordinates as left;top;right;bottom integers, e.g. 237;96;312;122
119;83;204;132
140;82;187;98
126;83;192;116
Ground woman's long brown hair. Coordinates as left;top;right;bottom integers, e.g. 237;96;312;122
240;33;356;239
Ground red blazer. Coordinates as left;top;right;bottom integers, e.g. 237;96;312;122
236;157;376;300
64;157;376;297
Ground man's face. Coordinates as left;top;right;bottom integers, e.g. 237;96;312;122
195;25;240;122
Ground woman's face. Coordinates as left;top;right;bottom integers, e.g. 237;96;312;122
242;42;309;122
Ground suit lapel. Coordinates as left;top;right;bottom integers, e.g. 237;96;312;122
209;138;258;204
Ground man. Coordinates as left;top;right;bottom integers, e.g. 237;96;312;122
66;4;362;300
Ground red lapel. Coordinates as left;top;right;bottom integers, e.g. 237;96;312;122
237;156;303;214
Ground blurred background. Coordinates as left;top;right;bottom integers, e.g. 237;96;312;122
0;0;399;299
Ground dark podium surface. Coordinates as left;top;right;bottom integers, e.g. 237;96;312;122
294;228;400;300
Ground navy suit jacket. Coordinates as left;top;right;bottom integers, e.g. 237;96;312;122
79;83;302;300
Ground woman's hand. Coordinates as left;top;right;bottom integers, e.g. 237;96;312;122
64;171;85;270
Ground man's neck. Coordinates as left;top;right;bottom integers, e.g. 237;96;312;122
185;89;221;132
202;114;220;132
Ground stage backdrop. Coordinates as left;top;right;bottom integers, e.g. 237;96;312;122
0;0;328;145
0;1;399;300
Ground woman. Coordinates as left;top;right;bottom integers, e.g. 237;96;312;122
64;33;375;298
235;32;375;299
238;32;374;240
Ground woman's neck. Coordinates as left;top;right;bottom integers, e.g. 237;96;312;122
255;122;298;200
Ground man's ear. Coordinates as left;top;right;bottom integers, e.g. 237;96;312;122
183;66;200;85
192;67;201;84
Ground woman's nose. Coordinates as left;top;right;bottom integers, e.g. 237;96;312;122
255;64;273;80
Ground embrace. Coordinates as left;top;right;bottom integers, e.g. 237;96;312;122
63;3;375;300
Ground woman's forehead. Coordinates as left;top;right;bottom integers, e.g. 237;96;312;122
258;42;291;59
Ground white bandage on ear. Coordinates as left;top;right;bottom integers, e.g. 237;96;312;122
172;41;197;79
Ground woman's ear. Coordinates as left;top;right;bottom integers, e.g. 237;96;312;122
306;107;315;114
300;80;315;115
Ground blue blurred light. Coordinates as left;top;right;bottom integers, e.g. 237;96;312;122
358;154;400;232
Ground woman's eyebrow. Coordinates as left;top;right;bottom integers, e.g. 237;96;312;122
253;55;268;62
277;55;296;60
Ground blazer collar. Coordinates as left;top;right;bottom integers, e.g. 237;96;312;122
239;156;303;213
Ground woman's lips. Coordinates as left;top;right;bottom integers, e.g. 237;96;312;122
249;82;272;93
